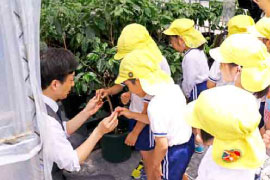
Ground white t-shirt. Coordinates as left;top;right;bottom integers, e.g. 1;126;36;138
208;61;229;87
129;57;171;112
182;49;209;98
197;146;256;180
147;84;192;146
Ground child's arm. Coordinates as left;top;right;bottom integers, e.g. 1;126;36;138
115;107;150;124
149;137;168;179
96;84;124;98
125;103;148;146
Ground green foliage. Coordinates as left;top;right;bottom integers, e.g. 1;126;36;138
41;0;245;97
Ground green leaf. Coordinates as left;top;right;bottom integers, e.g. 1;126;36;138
54;18;62;34
85;26;95;39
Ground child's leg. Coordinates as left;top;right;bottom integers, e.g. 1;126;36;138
161;134;195;180
140;150;153;177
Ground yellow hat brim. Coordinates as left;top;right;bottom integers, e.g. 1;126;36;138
114;52;125;60
241;65;270;92
209;47;233;64
163;28;177;36
212;129;265;169
140;71;174;96
114;75;127;85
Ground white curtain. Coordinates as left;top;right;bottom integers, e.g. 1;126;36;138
0;0;52;179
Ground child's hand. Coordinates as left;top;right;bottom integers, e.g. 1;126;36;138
96;88;109;99
125;131;139;146
120;92;131;105
115;106;133;119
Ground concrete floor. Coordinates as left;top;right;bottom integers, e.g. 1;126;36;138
69;146;270;180
71;148;206;180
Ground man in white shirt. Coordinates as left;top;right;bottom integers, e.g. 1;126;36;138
41;48;118;180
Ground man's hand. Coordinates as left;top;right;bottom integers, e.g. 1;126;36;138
96;88;110;99
263;130;270;149
121;92;131;105
125;131;139;146
96;111;119;136
84;94;103;116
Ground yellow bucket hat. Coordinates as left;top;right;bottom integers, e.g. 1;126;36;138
241;63;270;92
185;85;265;169
256;17;270;40
114;23;163;63
210;34;270;67
115;49;173;95
163;18;207;48
227;15;255;36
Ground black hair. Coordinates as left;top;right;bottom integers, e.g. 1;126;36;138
201;129;214;143
40;48;78;90
254;85;270;99
227;63;239;68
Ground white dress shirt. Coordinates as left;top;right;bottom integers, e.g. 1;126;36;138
42;95;69;136
42;95;80;171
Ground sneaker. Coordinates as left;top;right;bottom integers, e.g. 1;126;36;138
195;144;204;154
131;160;145;179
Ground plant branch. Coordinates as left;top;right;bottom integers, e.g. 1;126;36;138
62;34;67;49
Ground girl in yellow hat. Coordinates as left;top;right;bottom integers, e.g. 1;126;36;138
164;18;209;102
164;18;209;154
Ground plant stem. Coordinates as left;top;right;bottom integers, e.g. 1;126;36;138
106;95;118;134
63;34;67;49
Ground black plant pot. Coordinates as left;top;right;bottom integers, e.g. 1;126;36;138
101;131;131;163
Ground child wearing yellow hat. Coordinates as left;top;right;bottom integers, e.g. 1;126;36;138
185;85;266;180
96;23;171;179
207;15;256;89
210;34;270;138
115;49;194;180
164;18;209;102
164;18;209;154
209;33;270;155
256;17;270;52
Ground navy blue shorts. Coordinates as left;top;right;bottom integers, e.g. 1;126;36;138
161;134;195;180
188;81;208;102
128;119;155;151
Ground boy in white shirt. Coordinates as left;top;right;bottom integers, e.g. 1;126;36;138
115;49;194;180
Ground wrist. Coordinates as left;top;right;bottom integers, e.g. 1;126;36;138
93;127;104;139
82;108;93;118
131;128;140;136
106;88;111;96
